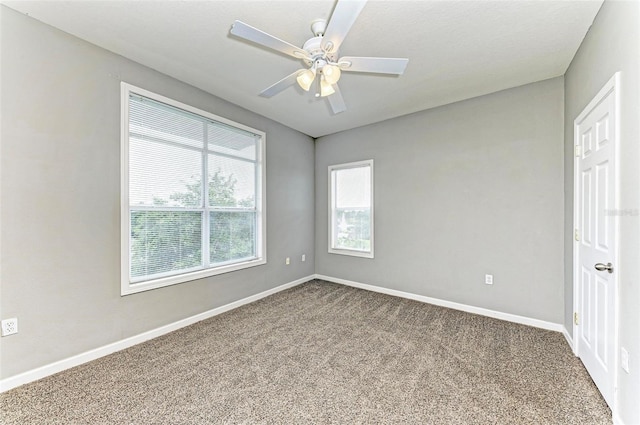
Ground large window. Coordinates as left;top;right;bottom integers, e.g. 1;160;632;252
328;160;374;258
121;83;266;295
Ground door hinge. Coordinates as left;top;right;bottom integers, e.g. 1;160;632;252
574;229;580;241
574;312;579;325
575;145;581;157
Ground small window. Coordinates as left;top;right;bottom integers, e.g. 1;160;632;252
121;83;266;295
328;160;374;258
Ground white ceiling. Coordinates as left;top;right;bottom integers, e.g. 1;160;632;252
3;0;603;138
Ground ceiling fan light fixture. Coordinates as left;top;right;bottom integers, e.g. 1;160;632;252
296;68;316;91
322;64;341;85
320;77;336;97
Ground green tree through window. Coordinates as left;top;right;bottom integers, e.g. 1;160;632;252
130;169;256;278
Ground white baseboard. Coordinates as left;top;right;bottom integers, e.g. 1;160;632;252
0;275;313;393
315;274;564;333
562;327;575;353
612;412;626;425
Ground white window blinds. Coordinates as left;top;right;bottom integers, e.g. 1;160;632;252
122;84;265;294
329;160;374;258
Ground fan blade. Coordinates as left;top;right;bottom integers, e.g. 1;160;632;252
338;56;409;75
327;84;346;114
259;70;303;98
321;0;367;54
231;21;308;59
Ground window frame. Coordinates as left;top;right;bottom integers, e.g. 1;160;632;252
328;159;374;258
120;82;266;295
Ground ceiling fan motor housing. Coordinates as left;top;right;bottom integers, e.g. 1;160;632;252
301;18;340;68
302;36;338;67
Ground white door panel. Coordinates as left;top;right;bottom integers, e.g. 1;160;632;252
574;73;619;409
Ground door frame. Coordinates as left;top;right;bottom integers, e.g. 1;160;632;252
572;71;620;409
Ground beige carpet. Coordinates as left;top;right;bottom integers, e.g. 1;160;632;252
0;280;611;424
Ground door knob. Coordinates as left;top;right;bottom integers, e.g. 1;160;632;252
594;262;614;273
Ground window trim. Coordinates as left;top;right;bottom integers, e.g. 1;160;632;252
120;82;266;295
328;159;374;258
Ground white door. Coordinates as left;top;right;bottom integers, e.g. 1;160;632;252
574;73;619;408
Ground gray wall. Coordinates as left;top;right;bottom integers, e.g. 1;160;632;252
316;77;565;324
0;7;315;379
564;1;640;423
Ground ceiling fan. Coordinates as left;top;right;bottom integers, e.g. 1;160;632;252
229;0;409;114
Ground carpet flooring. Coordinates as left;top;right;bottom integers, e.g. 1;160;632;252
0;280;611;424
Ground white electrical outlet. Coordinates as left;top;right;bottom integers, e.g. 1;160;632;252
485;274;493;285
621;347;630;373
285;257;290;265
301;254;306;262
1;318;18;336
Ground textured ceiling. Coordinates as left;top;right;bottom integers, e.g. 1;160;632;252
3;0;603;138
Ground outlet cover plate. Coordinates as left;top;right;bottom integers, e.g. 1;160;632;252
1;318;18;336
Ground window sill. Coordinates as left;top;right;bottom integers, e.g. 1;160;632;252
121;257;266;295
328;248;374;259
